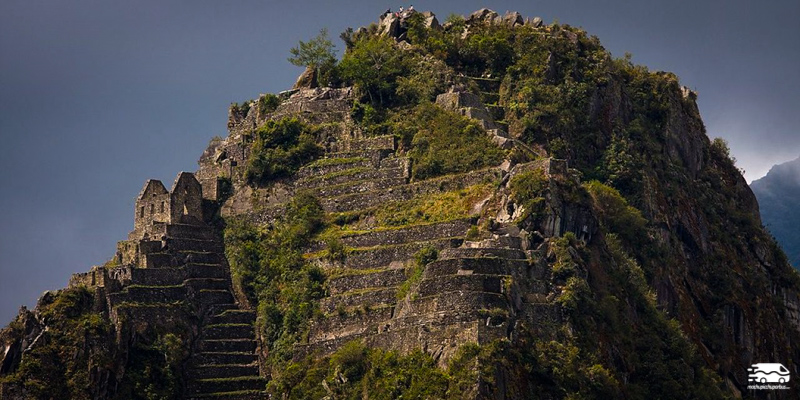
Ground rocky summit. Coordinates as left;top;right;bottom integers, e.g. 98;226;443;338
2;8;799;400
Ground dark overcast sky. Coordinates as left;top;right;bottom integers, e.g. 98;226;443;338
1;0;799;324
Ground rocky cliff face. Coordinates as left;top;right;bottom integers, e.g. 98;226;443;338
751;156;800;269
3;8;800;400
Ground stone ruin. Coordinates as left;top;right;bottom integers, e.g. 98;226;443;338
115;171;205;267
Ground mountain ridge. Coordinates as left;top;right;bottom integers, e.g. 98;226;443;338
2;8;799;399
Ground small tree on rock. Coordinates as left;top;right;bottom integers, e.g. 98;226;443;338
288;28;337;85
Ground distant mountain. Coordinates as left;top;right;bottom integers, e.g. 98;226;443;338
751;156;800;268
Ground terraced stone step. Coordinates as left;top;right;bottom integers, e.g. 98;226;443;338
338;218;474;249
186;390;264;400
309;306;393;342
327;268;406;295
423;257;528;279
160;223;219;241
464;236;522;249
199;339;257;353
196;289;235;306
320;167;502;213
185;278;230;292
108;285;185;306
320;287;398;314
295;157;373;179
439;247;527;261
206;303;240;316
202;323;254;340
194;352;258;366
143;251;223;268
328;135;395;153
165;237;224;253
295;166;408;190
188;376;266;395
336;238;462;271
207;309;256;325
192;364;259;380
391;293;511;329
416;274;506;298
109;264;226;287
309;176;408;199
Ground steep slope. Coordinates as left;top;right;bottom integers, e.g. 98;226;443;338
751;156;800;268
2;7;800;400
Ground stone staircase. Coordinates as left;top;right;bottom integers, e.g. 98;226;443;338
105;222;265;399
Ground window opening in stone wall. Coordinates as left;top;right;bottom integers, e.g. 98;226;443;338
150;203;154;214
160;202;165;213
139;206;144;218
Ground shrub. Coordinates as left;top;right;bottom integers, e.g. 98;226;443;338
509;169;548;225
224;193;326;370
395;103;505;180
245;118;323;185
584;181;647;245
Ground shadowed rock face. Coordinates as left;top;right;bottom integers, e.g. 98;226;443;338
751;156;800;268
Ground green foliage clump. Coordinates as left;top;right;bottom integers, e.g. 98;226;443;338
224;193;326;370
584;180;647;245
258;93;281;115
339;184;492;228
116;331;189;400
509;169;548;225
288;28;337;85
0;287;114;399
392;103;504;180
338;35;410;106
397;246;439;300
245;118;324;185
268;340;491;399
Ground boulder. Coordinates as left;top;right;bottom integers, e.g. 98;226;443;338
421;11;441;30
530;17;543;28
468;8;498;24
293;66;318;90
502;11;524;27
379;13;401;37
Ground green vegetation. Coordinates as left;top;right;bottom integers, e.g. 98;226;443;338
397;246;438;300
0;287;112;399
509;168;548;225
257;93;281;115
584;180;647;246
333;184;492;229
392;103;505;180
245;117;324;185
267;340;490;398
224;193;326;370
288;28;337;85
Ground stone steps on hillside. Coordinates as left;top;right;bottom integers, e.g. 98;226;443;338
187;376;266;396
295;166;408;190
192;364;260;380
439;247;527;261
308;306;394;342
328;135;395;153
423;257;528;279
194;352;259;366
202;323;254;340
207;309;256;325
320;167;503;214
309;176;409;199
327;267;407;295
165;237;225;254
326;238;463;271
320;287;398;314
295;157;373;179
416;274;507;298
199;339;257;353
308;218;474;252
186;390;265;400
